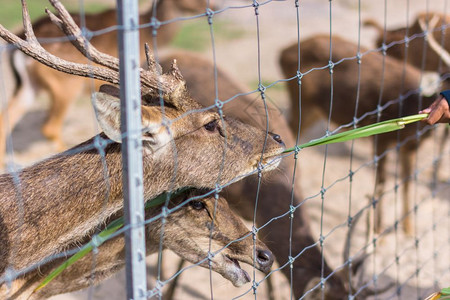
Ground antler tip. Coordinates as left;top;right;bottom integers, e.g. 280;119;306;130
169;59;183;80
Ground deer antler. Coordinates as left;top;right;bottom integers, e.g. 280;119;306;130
0;0;186;101
419;14;450;68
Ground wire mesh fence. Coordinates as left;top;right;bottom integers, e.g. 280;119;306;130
0;0;449;299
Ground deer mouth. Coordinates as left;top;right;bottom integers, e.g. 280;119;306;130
251;150;283;173
221;254;252;287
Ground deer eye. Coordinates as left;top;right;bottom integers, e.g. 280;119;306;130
190;200;205;210
204;120;218;132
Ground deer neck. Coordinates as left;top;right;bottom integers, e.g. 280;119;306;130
0;134;178;273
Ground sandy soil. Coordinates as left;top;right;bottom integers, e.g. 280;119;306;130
1;0;449;299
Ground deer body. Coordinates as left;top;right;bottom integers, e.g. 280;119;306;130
280;35;436;236
0;0;210;166
2;191;275;300
159;52;350;299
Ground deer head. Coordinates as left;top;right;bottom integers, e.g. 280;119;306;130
3;190;274;299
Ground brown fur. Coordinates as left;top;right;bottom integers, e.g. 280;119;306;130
0;82;285;283
159;52;349;299
280;35;436;236
364;12;450;73
0;0;211;166
1;190;275;299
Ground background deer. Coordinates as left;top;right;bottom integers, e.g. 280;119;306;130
2;190;275;300
0;0;211;167
279;35;439;236
0;0;284;282
159;51;373;299
364;12;450;73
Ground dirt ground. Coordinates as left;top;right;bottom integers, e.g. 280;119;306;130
1;0;449;299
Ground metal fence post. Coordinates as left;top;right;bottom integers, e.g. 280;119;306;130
116;0;147;299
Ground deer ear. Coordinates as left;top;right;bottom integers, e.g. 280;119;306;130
93;88;169;147
92;90;122;143
140;106;169;148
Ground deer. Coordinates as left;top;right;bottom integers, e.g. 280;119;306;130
363;12;450;73
364;12;450;203
157;51;382;299
279;35;439;237
0;0;285;284
1;189;275;300
0;0;212;167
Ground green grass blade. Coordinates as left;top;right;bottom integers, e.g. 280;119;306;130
441;287;450;296
34;188;191;292
34;218;123;291
284;114;428;153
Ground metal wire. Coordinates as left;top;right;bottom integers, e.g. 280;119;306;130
0;1;449;300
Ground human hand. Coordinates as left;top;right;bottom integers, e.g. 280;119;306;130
420;95;450;125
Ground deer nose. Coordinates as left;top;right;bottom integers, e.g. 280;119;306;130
269;132;284;146
256;248;274;273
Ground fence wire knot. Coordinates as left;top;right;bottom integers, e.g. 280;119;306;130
150;17;160;30
252;225;258;239
320;277;325;289
376;104;383;117
258;83;266;94
80;27;94;42
347;215;353;227
161;206;169;218
214;98;224;110
381;43;388;55
356;52;362;64
328;61;335;74
205;8;214;25
152;280;163;297
319;234;325;246
373;274;378;284
289;205;296;219
404;36;410;47
373;154;380;165
91;234;101;254
348;169;354;181
4;267;16;285
252;280;259;293
207;251;215;262
253;1;260;15
257;161;264;175
320;187;326;197
288;255;295;268
93;135;107;151
214;183;223;194
296;70;303;84
294;145;301;159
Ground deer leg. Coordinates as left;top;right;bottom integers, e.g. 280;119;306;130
40;69;84;151
0;79;35;167
400;146;416;236
0;51;35;167
434;126;449;184
374;142;388;234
